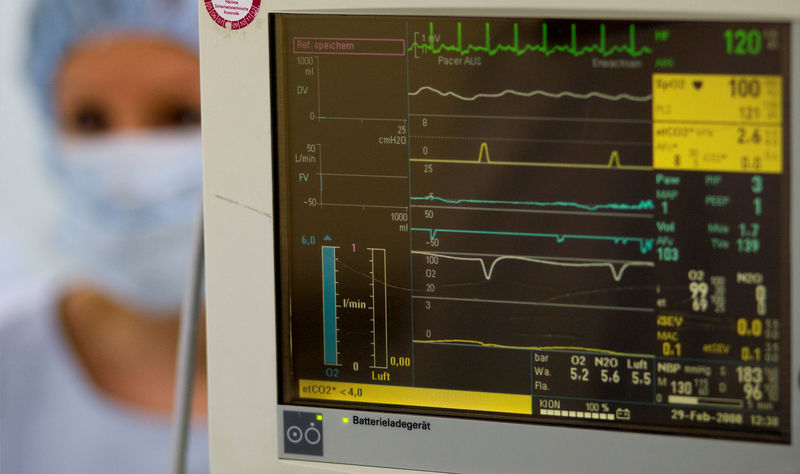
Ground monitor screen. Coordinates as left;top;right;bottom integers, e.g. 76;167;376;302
271;13;790;444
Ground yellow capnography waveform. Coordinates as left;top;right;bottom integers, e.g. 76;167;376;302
411;142;651;170
415;338;653;358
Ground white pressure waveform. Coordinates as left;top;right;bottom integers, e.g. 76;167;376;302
408;86;653;102
413;251;654;282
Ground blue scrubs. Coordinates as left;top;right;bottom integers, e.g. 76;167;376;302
0;295;209;473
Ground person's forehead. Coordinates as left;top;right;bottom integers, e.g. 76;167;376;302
57;36;199;100
59;35;198;75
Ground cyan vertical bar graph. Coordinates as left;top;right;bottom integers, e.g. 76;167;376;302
322;246;339;365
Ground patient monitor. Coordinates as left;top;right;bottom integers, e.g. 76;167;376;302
199;0;800;471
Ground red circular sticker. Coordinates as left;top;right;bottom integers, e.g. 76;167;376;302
205;0;261;30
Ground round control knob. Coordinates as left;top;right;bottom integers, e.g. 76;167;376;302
286;425;303;444
304;426;322;445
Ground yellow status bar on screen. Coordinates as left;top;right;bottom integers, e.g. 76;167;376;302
652;73;783;174
298;379;532;415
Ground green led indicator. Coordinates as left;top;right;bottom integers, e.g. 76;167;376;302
316;414;323;421
342;417;349;423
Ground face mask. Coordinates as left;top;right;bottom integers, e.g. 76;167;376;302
53;130;202;315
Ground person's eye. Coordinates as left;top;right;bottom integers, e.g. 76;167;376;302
68;105;110;134
164;104;201;128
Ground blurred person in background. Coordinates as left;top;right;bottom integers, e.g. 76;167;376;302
0;0;208;472
0;215;44;321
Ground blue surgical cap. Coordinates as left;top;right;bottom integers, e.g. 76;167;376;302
27;0;199;118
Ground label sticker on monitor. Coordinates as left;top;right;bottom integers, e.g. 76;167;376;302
204;0;260;30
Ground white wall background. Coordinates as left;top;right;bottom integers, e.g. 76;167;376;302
0;0;65;288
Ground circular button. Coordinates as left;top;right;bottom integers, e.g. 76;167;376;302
304;426;321;445
286;425;303;444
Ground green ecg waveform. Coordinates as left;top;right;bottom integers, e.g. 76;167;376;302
411;193;655;212
409;22;653;57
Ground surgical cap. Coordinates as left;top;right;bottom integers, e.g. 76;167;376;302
27;0;199;118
